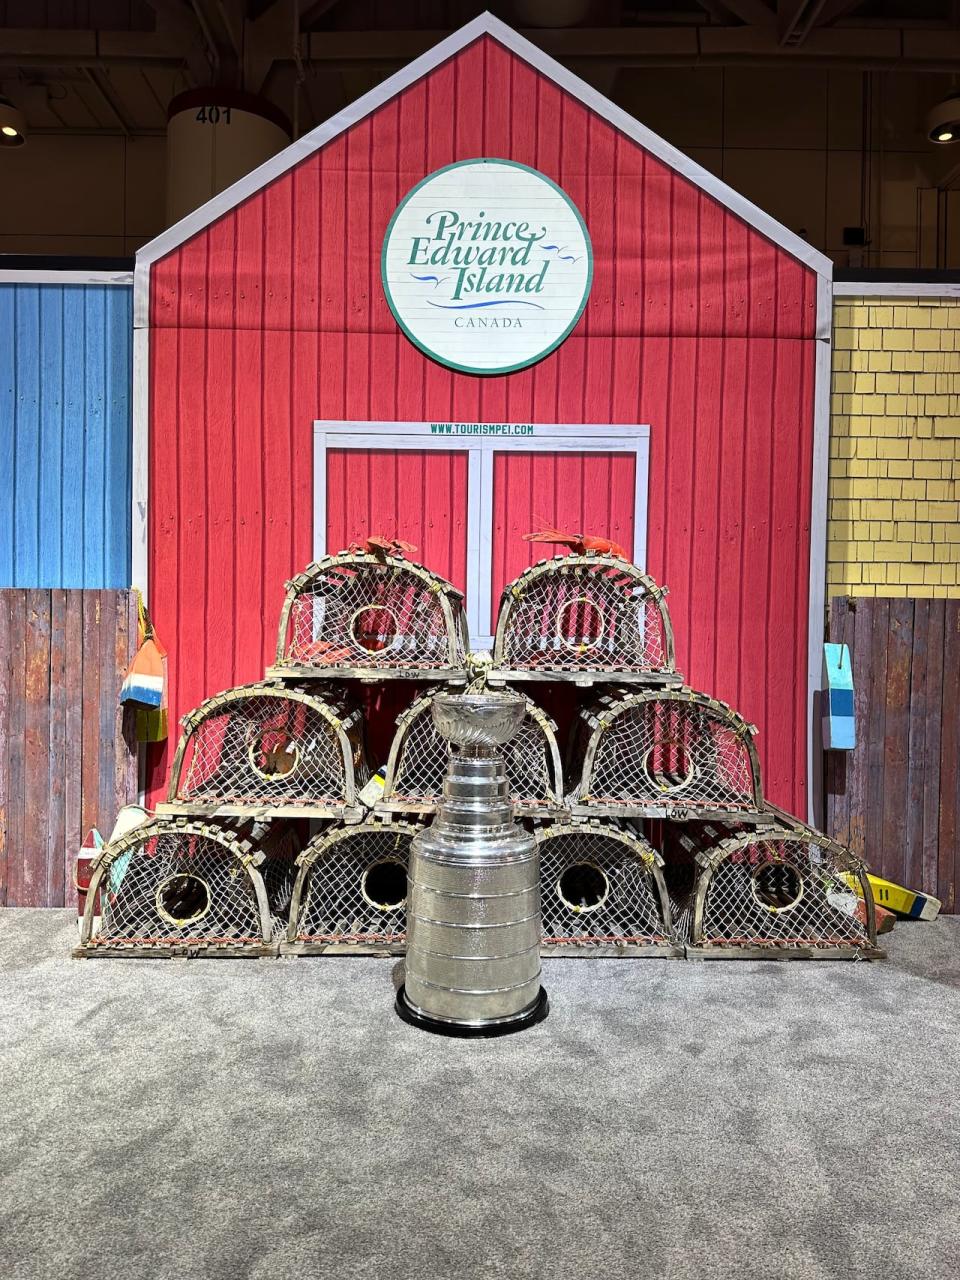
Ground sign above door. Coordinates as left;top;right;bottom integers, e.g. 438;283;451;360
381;158;593;377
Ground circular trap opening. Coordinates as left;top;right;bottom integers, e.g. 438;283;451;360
641;739;695;794
361;859;407;911
248;730;299;780
350;605;399;654
155;873;211;926
751;860;804;912
557;862;609;913
556;597;604;651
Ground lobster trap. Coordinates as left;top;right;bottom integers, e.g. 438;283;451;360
489;554;679;686
537;820;679;956
160;683;367;821
286;819;419;954
75;819;275;957
567;687;770;822
677;817;882;959
377;686;565;817
268;552;469;682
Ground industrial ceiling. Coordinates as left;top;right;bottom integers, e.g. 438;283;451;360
1;1;959;141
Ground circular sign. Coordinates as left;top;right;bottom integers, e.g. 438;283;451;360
381;158;593;376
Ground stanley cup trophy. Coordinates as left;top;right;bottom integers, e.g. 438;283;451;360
396;692;549;1036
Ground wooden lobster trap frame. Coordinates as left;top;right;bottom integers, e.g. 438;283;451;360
267;552;469;683
75;818;276;958
159;682;368;822
377;685;566;818
488;554;680;687
677;813;882;960
285;818;420;955
566;686;772;823
537;819;680;957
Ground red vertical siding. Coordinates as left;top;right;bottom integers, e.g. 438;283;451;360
146;33;818;813
325;449;469;593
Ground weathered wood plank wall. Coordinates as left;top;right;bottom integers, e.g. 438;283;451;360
826;596;960;912
0;589;138;907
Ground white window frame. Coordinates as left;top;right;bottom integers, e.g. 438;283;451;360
313;420;650;650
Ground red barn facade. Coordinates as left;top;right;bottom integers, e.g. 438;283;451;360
133;13;831;815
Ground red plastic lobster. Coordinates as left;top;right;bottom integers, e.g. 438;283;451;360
347;535;418;559
522;527;628;561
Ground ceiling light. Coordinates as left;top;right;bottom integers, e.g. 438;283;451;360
0;96;25;147
927;95;960;144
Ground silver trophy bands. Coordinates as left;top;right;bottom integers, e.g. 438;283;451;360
396;692;549;1036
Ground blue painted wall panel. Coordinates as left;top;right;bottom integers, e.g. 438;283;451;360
0;283;132;588
103;292;131;584
61;287;86;588
0;288;12;585
39;287;63;586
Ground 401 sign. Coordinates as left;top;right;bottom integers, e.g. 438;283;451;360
381;158;593;376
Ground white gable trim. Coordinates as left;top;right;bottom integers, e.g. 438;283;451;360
133;10;830;314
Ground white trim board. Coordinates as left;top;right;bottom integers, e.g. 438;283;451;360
808;274;833;828
0;269;132;285
313;420;650;650
131;326;150;602
133;10;830;298
833;282;960;298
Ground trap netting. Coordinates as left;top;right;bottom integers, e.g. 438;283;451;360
288;820;419;951
166;683;367;818
537;821;676;953
491;555;678;682
78;820;270;954
271;552;468;679
379;686;565;816
567;687;765;819
258;824;302;943
681;820;878;954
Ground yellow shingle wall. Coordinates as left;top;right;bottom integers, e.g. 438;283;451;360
829;298;960;598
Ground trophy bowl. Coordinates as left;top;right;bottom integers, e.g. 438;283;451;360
431;692;527;749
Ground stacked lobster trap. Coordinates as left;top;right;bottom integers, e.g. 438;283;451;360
565;687;769;822
76;541;470;958
486;545;880;960
267;549;469;683
161;683;368;822
666;811;879;957
488;554;680;687
77;537;880;962
76;816;301;957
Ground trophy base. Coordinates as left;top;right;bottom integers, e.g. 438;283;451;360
394;985;549;1038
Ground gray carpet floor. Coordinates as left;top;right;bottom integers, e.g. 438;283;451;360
1;911;959;1280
